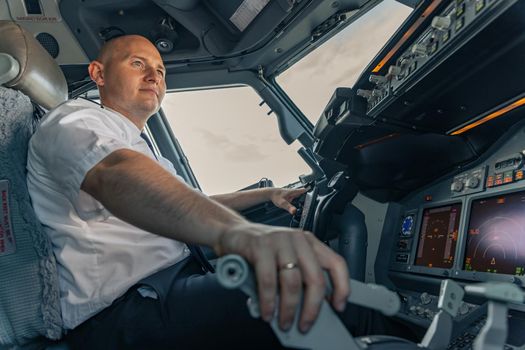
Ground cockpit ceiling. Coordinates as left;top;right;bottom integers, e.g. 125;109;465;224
56;0;372;73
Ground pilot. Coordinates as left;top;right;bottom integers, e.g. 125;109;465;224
26;34;349;349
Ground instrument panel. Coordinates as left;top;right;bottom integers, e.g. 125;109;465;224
390;123;525;287
383;124;525;349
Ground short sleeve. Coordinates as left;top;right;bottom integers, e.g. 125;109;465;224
38;107;132;203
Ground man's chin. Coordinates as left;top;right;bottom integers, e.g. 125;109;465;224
144;108;159;117
136;102;160;116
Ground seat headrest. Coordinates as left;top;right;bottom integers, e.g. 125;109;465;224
0;21;67;110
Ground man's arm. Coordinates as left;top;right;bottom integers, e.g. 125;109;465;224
81;148;349;333
211;187;306;214
82;148;242;247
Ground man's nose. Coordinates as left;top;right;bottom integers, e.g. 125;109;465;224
145;66;161;84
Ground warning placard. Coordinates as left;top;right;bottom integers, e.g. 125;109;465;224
0;180;16;256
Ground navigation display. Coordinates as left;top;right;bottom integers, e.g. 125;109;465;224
415;204;461;268
464;191;525;275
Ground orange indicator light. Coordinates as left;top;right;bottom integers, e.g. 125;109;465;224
450;97;525;135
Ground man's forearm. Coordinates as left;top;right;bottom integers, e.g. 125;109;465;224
81;149;247;250
211;188;273;211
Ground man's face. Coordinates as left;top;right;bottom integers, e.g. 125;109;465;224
95;36;167;122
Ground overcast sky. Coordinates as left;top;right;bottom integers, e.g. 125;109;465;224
162;0;412;195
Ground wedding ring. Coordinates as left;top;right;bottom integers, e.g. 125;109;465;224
280;262;298;271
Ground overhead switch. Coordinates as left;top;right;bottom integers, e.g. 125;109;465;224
369;74;388;85
431;16;452;31
411;44;428;57
357;89;372;99
388;65;402;76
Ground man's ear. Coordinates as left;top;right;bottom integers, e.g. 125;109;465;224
88;60;105;87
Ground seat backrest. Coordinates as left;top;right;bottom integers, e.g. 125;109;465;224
0;21;68;347
0;21;67;109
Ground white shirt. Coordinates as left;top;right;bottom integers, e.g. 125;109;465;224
27;98;190;330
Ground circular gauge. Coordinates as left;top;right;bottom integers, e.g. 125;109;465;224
401;215;414;236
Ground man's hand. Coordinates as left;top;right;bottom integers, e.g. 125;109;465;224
214;223;350;333
211;186;307;213
269;187;307;215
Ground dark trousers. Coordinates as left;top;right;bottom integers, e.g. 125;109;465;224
66;257;287;350
66;257;416;349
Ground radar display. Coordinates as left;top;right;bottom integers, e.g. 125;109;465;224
415;204;461;268
464;191;525;275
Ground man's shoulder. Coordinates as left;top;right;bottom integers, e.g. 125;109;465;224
39;98;127;132
44;98;104;120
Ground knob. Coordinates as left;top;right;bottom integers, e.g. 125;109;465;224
451;180;464;192
459;302;470;315
372;89;383;97
369;74;388;85
431;16;452;31
399;58;411;68
409;305;417;314
420;292;432;305
425;309;435;319
416;306;425;316
466;177;480;189
388;65;402;76
357;89;372;99
411;44;428;56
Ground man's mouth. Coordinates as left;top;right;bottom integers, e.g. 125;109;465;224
140;88;158;98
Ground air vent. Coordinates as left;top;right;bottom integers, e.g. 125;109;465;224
35;32;59;58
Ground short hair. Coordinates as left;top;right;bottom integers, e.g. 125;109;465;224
96;35;126;64
96;35;151;64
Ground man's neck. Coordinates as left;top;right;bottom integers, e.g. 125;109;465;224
99;100;147;130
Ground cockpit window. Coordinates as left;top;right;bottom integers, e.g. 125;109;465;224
276;0;412;124
162;86;310;194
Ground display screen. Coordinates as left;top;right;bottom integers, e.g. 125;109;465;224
415;204;461;268
464;191;525;275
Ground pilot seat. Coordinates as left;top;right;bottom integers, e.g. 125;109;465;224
0;20;67;349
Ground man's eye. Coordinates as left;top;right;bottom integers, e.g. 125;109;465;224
157;70;165;77
132;61;144;68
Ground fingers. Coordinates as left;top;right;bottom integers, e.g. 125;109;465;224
281;201;297;215
291;233;327;333
229;224;349;335
253;248;277;322
276;245;302;330
290;187;307;197
275;188;306;214
306;233;350;312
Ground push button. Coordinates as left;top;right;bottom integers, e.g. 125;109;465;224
504;171;513;184
494;173;503;186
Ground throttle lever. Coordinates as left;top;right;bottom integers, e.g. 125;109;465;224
216;254;401;350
